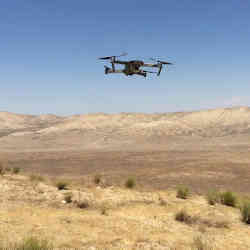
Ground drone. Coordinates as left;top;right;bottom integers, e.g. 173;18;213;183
98;53;173;78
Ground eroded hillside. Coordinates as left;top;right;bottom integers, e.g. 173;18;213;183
1;107;250;151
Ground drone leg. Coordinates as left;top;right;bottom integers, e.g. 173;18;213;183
104;66;110;74
111;62;115;71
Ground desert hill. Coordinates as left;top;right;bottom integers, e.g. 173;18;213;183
1;106;250;151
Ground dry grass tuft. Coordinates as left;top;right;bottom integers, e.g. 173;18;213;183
206;189;221;205
176;185;190;199
0;237;54;250
12;167;21;174
125;177;136;189
55;180;69;190
77;200;90;209
93;174;101;185
220;191;237;207
191;235;214;250
30;174;45;182
175;209;198;225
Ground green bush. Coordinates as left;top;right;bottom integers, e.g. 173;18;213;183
220;191;237;207
176;186;190;199
241;201;250;224
125;177;136;189
206;189;221;205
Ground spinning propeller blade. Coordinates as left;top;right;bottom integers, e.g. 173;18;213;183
150;58;173;65
98;53;127;60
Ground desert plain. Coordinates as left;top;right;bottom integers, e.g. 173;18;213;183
1;106;250;249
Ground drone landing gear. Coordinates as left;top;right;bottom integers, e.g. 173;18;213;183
104;66;110;74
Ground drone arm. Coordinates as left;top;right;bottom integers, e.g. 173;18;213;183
113;60;128;65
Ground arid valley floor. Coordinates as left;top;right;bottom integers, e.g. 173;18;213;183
1;107;250;249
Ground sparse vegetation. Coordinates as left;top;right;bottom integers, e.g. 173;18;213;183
191;235;213;250
125;177;136;189
30;174;45;182
213;219;230;229
55;180;69;190
220;191;237;207
175;209;197;225
158;196;167;206
94;174;101;185
2;237;53;250
206;189;221;205
12;167;21;174
176;185;190;199
0;163;5;176
241;201;250;224
64;192;73;203
101;207;108;215
5;166;11;172
77;200;89;209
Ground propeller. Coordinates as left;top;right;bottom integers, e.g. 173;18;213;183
99;52;127;60
142;70;157;74
150;58;173;65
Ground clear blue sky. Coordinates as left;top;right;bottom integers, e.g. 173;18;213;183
1;0;249;115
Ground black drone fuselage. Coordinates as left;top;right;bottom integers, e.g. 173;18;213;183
105;60;151;77
99;54;173;78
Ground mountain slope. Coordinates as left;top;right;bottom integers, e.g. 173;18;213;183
1;107;250;150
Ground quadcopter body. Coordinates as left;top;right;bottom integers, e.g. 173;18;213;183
99;53;173;78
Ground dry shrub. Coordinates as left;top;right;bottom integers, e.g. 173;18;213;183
93;174;101;185
176;185;190;199
64;192;73;203
220;191;237;207
206;189;221;205
12;167;21;174
0;163;5;176
125;177;136;189
55;180;69;190
175;209;198;225
30;174;45;182
77;200;89;209
3;236;53;250
241;201;250;224
192;236;214;250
